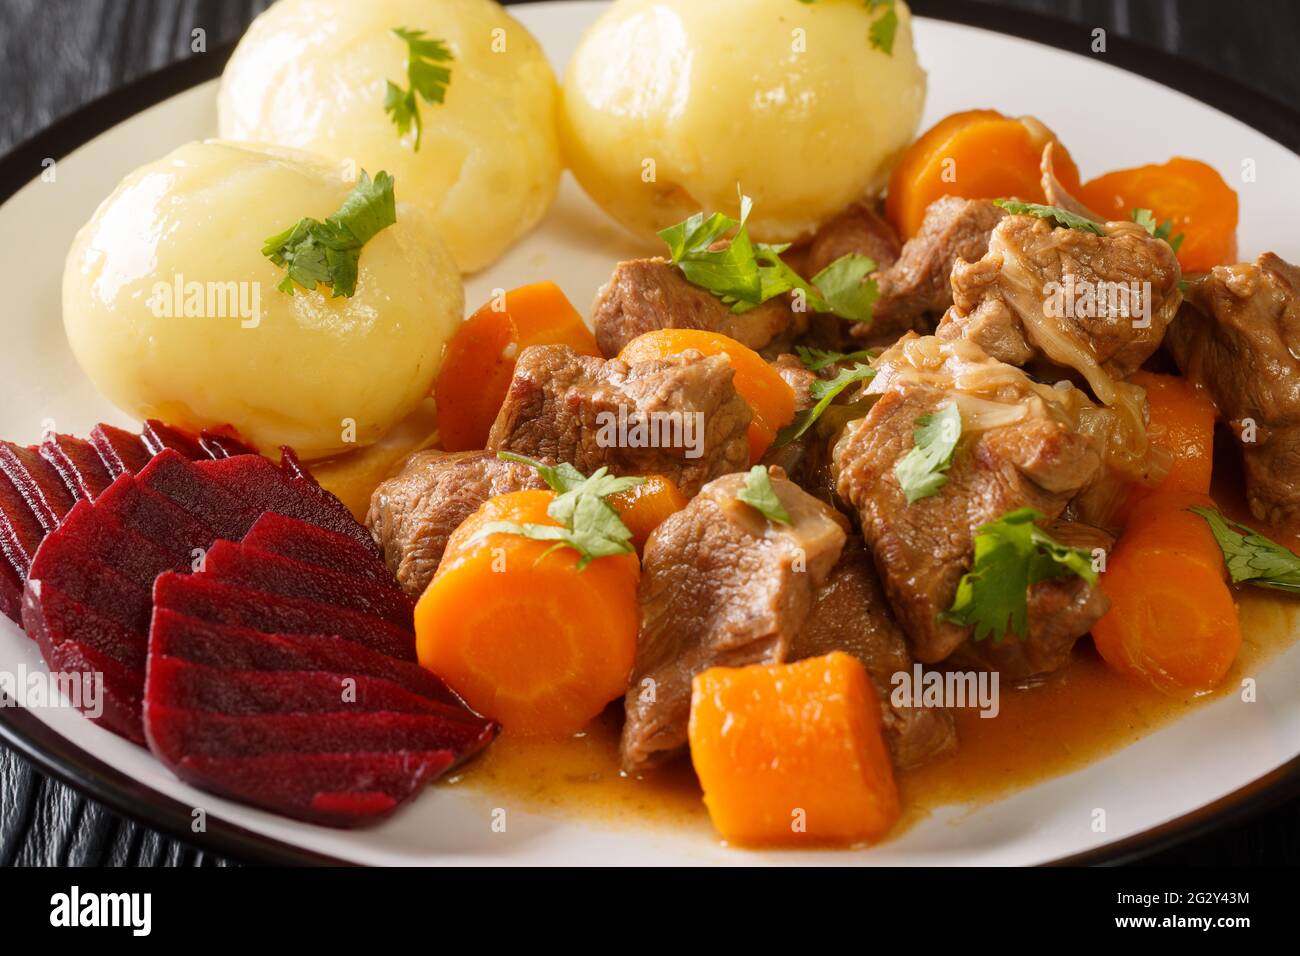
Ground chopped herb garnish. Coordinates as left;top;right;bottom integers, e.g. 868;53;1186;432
894;403;961;504
993;199;1106;236
262;170;397;297
796;0;897;55
1131;208;1186;253
794;345;877;372
736;465;791;525
384;28;453;151
774;362;876;447
476;452;645;569
1190;507;1300;593
944;508;1099;642
659;194;878;324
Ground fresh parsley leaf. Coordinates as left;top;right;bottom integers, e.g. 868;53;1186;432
384;28;453;151
774;362;876;447
944;508;1099;642
479;454;644;569
1130;208;1186;253
993;199;1106;236
894;403;961;504
868;0;899;55
262;170;397;298
1190;507;1300;593
660;194;878;325
810;253;879;323
736;465;791;525
794;345;877;371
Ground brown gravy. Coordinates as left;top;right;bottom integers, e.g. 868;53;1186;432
448;591;1298;842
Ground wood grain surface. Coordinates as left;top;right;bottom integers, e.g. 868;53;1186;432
0;0;1296;867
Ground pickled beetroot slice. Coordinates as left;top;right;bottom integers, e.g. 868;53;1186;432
0;471;44;574
90;423;151;478
153;573;417;660
199;429;257;460
22;579;148;671
147;657;477;720
40;637;145;744
141;419;206;460
202;540;414;629
0;559;21;623
150;609;461;704
279;446;316;484
146;705;495;762
36;498;187;591
242;512;390;584
161;751;454;828
0;441;75;532
40;433;113;502
93;476;219;560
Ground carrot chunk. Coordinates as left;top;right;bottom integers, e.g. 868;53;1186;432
885;109;1080;238
688;652;900;847
618;329;795;463
435;282;601;452
608;474;687;552
1078;158;1239;271
1092;493;1241;695
414;489;639;735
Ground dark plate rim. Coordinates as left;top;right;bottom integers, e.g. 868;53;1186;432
1;0;1298;868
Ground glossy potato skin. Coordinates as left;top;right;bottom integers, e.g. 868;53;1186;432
218;0;561;273
62;141;463;458
561;0;926;244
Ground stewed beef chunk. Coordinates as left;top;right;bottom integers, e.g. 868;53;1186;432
592;257;798;358
1168;253;1300;530
486;344;751;497
367;450;546;597
832;334;1105;672
791;537;957;769
801;202;902;279
620;469;846;772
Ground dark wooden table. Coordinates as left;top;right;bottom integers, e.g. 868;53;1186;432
2;0;1298;867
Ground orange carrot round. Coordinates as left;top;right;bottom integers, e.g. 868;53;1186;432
688;652;899;847
414;489;639;735
435;282;601;452
1092;492;1240;695
1078;158;1239;271
608;474;687;552
885;110;1080;238
618;329;794;463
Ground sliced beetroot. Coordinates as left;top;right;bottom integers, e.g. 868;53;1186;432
141;419;206;460
146;705;495;762
147;657;476;721
279;446;315;484
39;498;187;589
28;546;154;633
152;573;417;660
195;454;375;554
0;441;75;532
149;609;457;702
199;429;257;460
202;541;413;629
134;450;258;541
242;512;389;585
40;433;113;502
0;471;50;574
40;637;144;744
93;474;218;559
0;558;21;623
90;423;151;478
22;579;148;671
160;750;454;827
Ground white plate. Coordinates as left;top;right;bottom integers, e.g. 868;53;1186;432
2;0;1299;866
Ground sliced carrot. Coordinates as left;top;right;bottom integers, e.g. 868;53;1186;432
885;109;1080;238
435;282;601;452
688;652;899;847
1114;371;1217;524
608;474;688;552
1092;492;1240;695
1077;158;1239;271
617;329;794;463
414;489;639;735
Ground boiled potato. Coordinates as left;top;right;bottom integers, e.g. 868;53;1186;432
561;0;927;243
62;140;463;459
218;0;561;273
